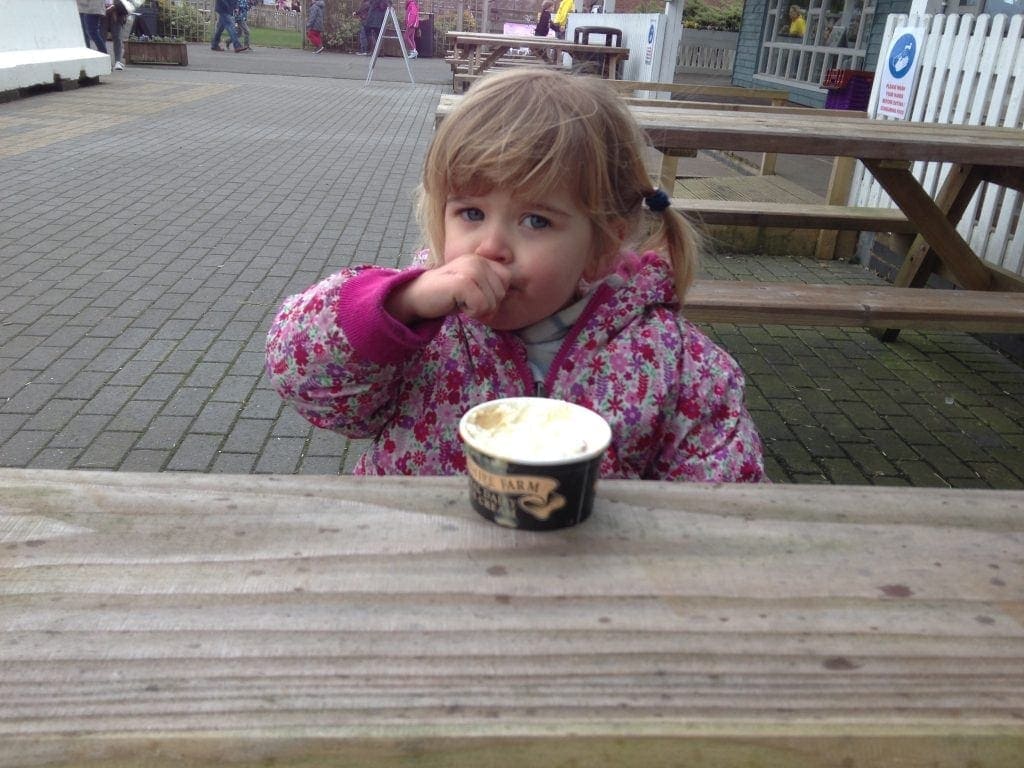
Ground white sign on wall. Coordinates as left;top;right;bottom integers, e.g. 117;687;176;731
876;27;925;119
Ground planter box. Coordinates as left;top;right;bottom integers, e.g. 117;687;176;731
125;41;188;66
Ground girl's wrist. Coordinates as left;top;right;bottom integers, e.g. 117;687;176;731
383;284;421;325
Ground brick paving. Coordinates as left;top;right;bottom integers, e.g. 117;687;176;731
1;45;1021;487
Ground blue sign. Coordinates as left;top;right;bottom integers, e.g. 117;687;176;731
888;32;917;78
648;23;655;44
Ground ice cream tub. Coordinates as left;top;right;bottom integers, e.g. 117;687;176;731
458;397;612;530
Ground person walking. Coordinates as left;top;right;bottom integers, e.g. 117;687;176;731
212;0;249;52
306;0;326;53
104;0;129;69
403;0;420;58
235;0;254;50
364;0;388;54
353;0;371;55
77;0;108;54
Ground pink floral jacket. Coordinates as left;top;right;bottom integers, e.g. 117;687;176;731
266;252;766;481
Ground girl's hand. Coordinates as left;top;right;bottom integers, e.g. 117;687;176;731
386;255;511;325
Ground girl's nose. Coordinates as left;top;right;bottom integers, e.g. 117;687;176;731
475;225;513;263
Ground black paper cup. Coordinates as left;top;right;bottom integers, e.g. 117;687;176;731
458;398;612;530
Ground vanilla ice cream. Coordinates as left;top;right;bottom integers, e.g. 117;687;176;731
460;398;611;464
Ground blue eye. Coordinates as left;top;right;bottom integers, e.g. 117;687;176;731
459;207;484;222
523;214;550;230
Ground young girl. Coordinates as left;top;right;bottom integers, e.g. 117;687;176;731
404;0;420;58
266;69;766;482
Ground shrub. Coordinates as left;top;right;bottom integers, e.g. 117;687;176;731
432;10;477;52
325;0;362;51
158;1;208;41
683;0;742;32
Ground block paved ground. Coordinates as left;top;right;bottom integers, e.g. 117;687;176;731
0;44;1021;487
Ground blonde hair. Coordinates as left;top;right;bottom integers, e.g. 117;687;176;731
417;68;700;300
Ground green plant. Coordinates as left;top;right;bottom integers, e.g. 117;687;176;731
324;0;362;51
128;34;184;43
158;1;209;41
631;0;663;12
325;17;363;50
432;9;477;52
682;0;743;32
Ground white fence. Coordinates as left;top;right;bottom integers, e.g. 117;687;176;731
248;5;303;32
852;13;1024;276
676;29;737;75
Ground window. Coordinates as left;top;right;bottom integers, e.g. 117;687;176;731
757;0;875;90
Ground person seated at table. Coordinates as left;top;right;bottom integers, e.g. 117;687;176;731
265;69;767;483
786;5;806;37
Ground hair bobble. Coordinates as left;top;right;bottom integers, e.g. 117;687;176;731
644;189;670;213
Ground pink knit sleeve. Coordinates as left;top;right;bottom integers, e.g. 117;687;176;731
339;267;444;365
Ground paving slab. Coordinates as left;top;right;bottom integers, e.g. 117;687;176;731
0;45;1021;488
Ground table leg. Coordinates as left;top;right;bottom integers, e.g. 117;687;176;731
862;160;990;291
814;156;857;261
862;160;990;341
477;47;506;74
658;148;696;193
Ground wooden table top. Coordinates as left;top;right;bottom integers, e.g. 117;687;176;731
2;469;1022;766
446;31;631;56
436;93;1024;168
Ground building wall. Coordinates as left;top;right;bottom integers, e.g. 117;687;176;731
734;0;911;106
732;0;768;90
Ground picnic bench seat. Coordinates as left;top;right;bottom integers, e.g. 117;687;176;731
607;79;790;107
673;198;914;233
450;60;560;91
685;279;1024;332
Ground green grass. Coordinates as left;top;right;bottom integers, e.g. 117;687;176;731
249;27;303;49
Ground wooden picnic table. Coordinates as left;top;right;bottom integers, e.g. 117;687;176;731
437;93;1024;334
623;102;1024;293
2;469;1023;766
446;31;630;83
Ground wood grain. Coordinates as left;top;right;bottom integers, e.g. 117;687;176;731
683;279;1024;331
435;94;1024;167
1;470;1022;766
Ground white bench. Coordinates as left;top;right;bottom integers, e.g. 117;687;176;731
1;0;110;98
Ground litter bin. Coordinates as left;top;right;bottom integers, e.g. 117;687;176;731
572;26;622;78
418;13;434;58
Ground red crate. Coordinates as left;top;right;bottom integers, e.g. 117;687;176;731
823;68;874;90
823;69;873;110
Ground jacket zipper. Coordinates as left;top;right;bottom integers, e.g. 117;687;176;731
540;283;612;399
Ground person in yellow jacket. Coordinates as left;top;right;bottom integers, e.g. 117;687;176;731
787;5;806;37
551;0;575;39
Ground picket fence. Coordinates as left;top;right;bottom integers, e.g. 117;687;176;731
852;13;1024;276
675;29;738;75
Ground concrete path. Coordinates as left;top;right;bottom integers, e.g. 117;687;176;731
1;44;1021;487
